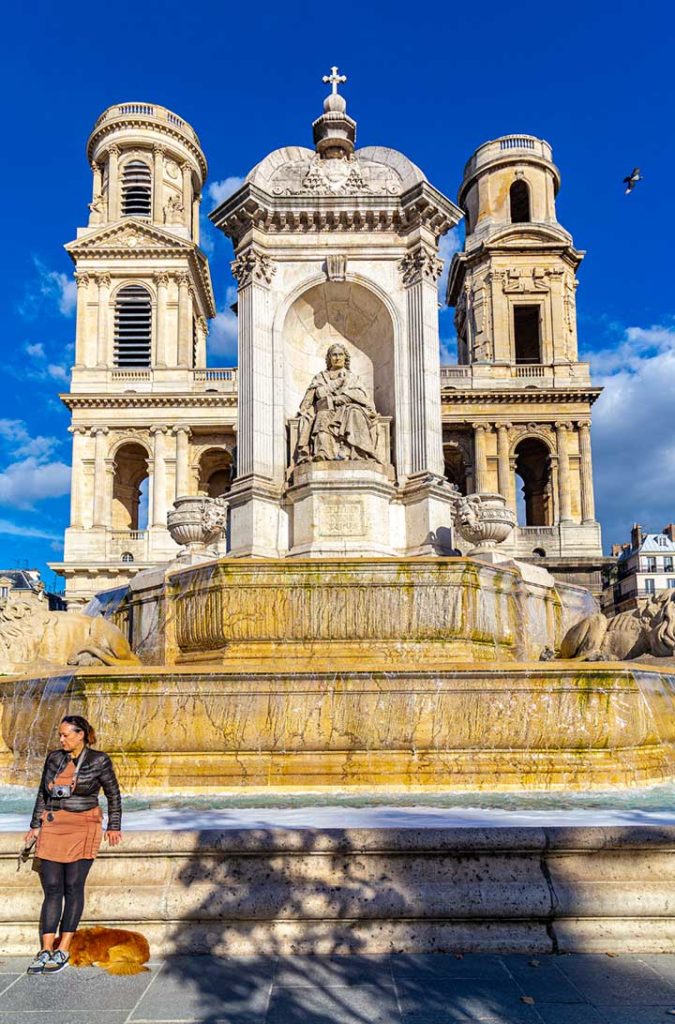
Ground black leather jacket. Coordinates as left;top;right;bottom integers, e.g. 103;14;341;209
30;748;122;831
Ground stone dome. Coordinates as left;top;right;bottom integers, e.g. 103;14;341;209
245;145;427;198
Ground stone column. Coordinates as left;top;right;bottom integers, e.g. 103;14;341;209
74;272;90;369
555;421;573;522
69;427;88;527
496;423;514;507
92;427;109;527
578;420;596;523
232;247;276;480
176;272;191;368
107;145;120;221
473;423;489;492
181;162;193;227
192;193;201;244
195;316;207;368
154;271;169;367
174;426;191;499
401;244;445;476
96;273;112;367
91;161;102;203
152;145;165;223
150;426;168;527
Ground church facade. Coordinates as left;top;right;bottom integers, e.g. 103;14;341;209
50;84;604;607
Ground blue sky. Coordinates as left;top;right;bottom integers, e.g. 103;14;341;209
1;0;674;586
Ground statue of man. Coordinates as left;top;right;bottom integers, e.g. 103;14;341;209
296;343;380;463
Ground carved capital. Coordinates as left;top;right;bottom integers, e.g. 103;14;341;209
555;420;573;432
231;248;276;288
150;425;170;437
107;144;121;158
74;271;90;289
196;315;207;334
176;271;191;289
496;422;512;433
92;426;109;438
153;270;170;288
577;419;591;432
400;244;443;286
95;272;112;289
173;425;192;438
68;425;89;436
153;144;166;157
472;422;491;433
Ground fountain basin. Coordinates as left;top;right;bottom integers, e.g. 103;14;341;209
128;556;596;667
2;663;673;791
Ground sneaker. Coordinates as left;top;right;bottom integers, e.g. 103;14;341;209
43;950;69;974
26;950;52;974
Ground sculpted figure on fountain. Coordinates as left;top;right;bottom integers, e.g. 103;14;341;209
296;343;380;464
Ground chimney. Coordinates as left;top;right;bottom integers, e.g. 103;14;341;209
663;524;675;543
631;523;643;550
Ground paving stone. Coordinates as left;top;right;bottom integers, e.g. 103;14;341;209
500;956;584;1003
395;977;541;1022
130;956;273;1021
267;983;402;1024
636;955;675;985
274;954;393;988
0;1015;130;1024
533;1006;606;1024
0;958;30;974
0;966;155;1011
597;1009;675;1024
392;953;511;982
555;954;675;1005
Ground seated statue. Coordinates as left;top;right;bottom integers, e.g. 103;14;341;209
296;343;380;463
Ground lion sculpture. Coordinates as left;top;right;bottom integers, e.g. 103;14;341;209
559;589;675;662
0;599;139;674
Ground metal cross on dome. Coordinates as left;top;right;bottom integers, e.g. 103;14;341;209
322;66;347;95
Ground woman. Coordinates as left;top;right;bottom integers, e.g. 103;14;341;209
23;715;122;975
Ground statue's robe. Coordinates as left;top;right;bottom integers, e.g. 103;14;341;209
297;368;379;462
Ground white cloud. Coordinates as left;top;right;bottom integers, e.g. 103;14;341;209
47;363;70;384
25;342;45;359
0;458;71;509
0;518;63;542
587;323;675;547
0;420;60;461
19;258;77;319
438;228;462;302
207;286;239;362
208;176;245;206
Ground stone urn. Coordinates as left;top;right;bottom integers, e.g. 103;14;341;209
453;492;516;556
167;495;229;561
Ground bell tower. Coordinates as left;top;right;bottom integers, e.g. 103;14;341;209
50;103;236;609
445;135;604;591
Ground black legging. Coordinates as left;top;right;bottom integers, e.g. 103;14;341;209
39;859;93;935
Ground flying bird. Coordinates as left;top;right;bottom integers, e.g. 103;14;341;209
623;168;644;194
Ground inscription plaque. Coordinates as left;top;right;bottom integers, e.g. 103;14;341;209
318;500;365;537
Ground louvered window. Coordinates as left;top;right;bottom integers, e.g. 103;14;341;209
121;160;152;216
114;286;152;366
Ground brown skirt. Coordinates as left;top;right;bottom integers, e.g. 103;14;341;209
36;806;103;863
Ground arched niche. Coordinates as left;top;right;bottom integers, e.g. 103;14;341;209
282;280;396;434
197;447;234;497
112;442;149;530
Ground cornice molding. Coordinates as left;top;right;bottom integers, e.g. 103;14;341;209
440;387;602;406
210;180;462;247
62;393;238;410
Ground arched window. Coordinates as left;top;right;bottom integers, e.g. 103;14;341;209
198;448;234;497
112;444;149;531
121;552;134;563
121;160;152;216
514;438;553;526
509;180;531;223
114;286;152;367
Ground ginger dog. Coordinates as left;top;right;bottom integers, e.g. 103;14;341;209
66;927;150;975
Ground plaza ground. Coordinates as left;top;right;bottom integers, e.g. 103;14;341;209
2;952;675;1023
